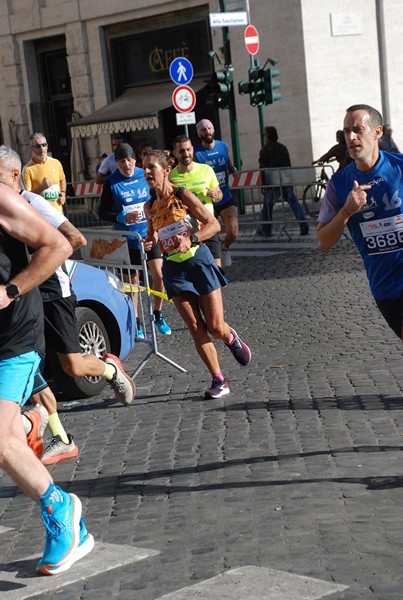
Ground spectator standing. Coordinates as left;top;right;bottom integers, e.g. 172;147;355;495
95;134;125;184
258;126;309;237
0;182;94;574
194;119;238;267
96;152;108;173
378;124;400;153
99;143;171;336
312;130;352;171
170;135;223;265
23;132;66;214
318;104;403;340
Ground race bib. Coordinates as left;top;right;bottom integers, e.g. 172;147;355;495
159;220;189;254
125;202;146;222
42;184;60;201
216;172;226;186
360;214;403;255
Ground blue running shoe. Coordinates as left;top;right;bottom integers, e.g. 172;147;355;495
136;321;145;340
39;516;94;575
155;315;171;335
225;327;251;366
37;490;83;575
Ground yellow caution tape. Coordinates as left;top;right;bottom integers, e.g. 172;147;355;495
122;283;172;303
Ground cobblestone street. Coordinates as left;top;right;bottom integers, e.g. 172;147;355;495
0;238;402;600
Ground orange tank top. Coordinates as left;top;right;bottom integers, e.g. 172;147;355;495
150;190;199;262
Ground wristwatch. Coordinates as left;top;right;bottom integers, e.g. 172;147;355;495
5;283;21;302
190;233;199;246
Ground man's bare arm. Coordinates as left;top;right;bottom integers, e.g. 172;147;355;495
95;172;107;185
317;180;371;251
58;220;87;251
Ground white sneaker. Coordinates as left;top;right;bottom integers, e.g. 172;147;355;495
104;354;136;405
42;434;79;465
221;245;232;267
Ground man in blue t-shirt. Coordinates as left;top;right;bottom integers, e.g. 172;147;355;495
318;104;403;340
99;143;171;336
194;119;238;267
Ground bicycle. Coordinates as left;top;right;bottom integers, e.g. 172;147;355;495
302;160;335;218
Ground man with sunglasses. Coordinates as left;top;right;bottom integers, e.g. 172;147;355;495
23;133;66;214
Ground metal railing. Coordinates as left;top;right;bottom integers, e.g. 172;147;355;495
229;164;335;239
66;162;335;239
79;228;186;378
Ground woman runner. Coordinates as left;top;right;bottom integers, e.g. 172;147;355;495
142;150;251;399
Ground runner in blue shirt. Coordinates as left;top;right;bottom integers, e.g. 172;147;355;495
194;119;238;267
99;143;171;336
318;104;403;340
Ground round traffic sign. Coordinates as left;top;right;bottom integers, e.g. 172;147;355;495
172;85;196;113
169;57;194;86
244;24;259;56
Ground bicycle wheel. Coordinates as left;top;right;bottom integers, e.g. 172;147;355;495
302;183;326;218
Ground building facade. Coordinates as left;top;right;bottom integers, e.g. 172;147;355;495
0;0;402;181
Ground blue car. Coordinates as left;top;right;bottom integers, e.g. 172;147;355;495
47;259;136;399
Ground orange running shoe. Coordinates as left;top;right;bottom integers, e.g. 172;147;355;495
25;404;48;458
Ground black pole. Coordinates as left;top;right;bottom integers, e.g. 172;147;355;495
219;0;244;213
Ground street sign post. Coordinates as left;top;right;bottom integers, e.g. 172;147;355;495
244;24;259;55
172;85;196;113
169;57;193;86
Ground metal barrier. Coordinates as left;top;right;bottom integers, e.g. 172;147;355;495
67;163;334;240
66;182;104;228
229;164;334;239
79;228;186;378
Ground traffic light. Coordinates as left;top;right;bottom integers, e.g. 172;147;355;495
238;80;253;95
238;61;282;107
248;66;264;106
264;68;282;104
207;67;233;109
238;67;262;106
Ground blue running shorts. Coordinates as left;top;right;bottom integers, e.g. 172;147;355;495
0;351;41;406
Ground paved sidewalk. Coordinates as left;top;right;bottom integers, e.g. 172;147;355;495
0;239;402;599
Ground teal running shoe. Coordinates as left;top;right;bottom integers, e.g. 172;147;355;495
37;490;93;575
155;315;171;335
136;321;145;340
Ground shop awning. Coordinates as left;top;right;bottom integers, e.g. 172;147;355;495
70;79;206;138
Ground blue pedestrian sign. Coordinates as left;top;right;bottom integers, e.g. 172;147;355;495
169;57;193;86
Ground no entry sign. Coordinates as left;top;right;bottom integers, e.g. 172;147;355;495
244;24;259;56
172;85;196;113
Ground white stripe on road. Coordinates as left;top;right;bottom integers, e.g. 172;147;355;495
156;566;348;599
0;543;158;599
0;526;13;534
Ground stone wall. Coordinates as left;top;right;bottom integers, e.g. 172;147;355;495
0;0;401;175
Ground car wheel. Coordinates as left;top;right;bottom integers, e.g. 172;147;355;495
50;307;111;400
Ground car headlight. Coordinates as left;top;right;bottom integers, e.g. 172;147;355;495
105;270;126;292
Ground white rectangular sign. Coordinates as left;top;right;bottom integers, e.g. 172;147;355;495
330;12;362;36
176;112;196;125
209;12;248;27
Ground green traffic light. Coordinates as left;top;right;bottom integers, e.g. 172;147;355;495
207;67;233;110
238;81;252;94
248;67;261;82
264;67;282;105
